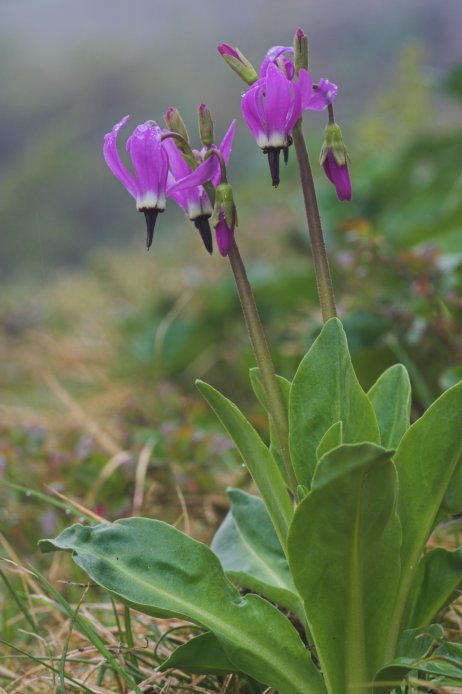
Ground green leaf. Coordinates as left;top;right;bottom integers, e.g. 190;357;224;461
404;547;462;629
289;318;380;487
196;380;293;551
159;632;236;675
315;421;343;461
388;381;462;646
40;519;324;694
367;364;411;448
211;489;304;621
288;443;401;694
249;367;291;484
374;624;444;693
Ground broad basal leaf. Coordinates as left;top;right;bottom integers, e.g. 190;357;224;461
367;364;411;449
388;381;462;650
159;631;236;676
211;489;304;621
288;443;401;694
374;624;444;693
289;318;380;487
403;547;462;629
40;519;324;694
196;380;293;551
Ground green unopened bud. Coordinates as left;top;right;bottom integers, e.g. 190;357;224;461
294;28;308;75
164;108;189;145
217;44;258;85
212;182;237;230
319;123;349;166
198;103;214;148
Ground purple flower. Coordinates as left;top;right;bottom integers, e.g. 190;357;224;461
322;150;352;202
215;208;236;256
241;62;337;186
260;45;295;81
164;120;236;253
319;122;352;201
103;115;169;248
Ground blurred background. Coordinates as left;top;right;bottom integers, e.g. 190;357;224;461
1;0;462;548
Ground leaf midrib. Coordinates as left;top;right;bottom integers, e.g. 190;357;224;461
71;542;314;693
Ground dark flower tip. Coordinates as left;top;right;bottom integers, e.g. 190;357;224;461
266;148;281;187
142;208;160;250
193;216;214;254
296;27;305;40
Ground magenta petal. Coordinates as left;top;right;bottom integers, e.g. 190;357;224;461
167;156;217;194
305;78;338;111
103;116;137;199
215;209;235;256
126;122;168;204
285;81;303;134
323;150;352;201
265;64;292;142
162;135;191;180
260;45;294;78
242;81;267;144
218;120;236;164
209;120;237;187
217;43;241;61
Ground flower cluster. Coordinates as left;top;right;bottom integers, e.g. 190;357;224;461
103;28;351;261
219;29;351;198
103;110;237;255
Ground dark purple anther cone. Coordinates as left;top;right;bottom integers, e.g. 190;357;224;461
266;148;281;187
194;216;214;254
142;209;160;249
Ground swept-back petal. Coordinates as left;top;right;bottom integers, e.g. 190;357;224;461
126;122;166;206
265;63;291;144
167;155;217;194
103;115;137;198
260;45;294;78
285;81;303;134
242;81;267;146
218;120;236;164
162;136;192;181
305;77;338;111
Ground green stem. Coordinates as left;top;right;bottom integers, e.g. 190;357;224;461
292;119;337;322
228;242;298;494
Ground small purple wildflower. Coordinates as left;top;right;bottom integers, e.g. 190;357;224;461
215;208;236;256
103;116;169;248
322;150;352;202
241;55;337;186
319;122;352;201
165;120;236;253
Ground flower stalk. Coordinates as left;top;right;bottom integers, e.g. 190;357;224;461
292;119;337;321
227;242;298;494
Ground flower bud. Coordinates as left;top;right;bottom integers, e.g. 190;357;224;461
294;27;308;75
211;183;237;256
198;103;214;148
319;123;351;201
217;43;259;85
320;123;348;167
164;108;190;145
